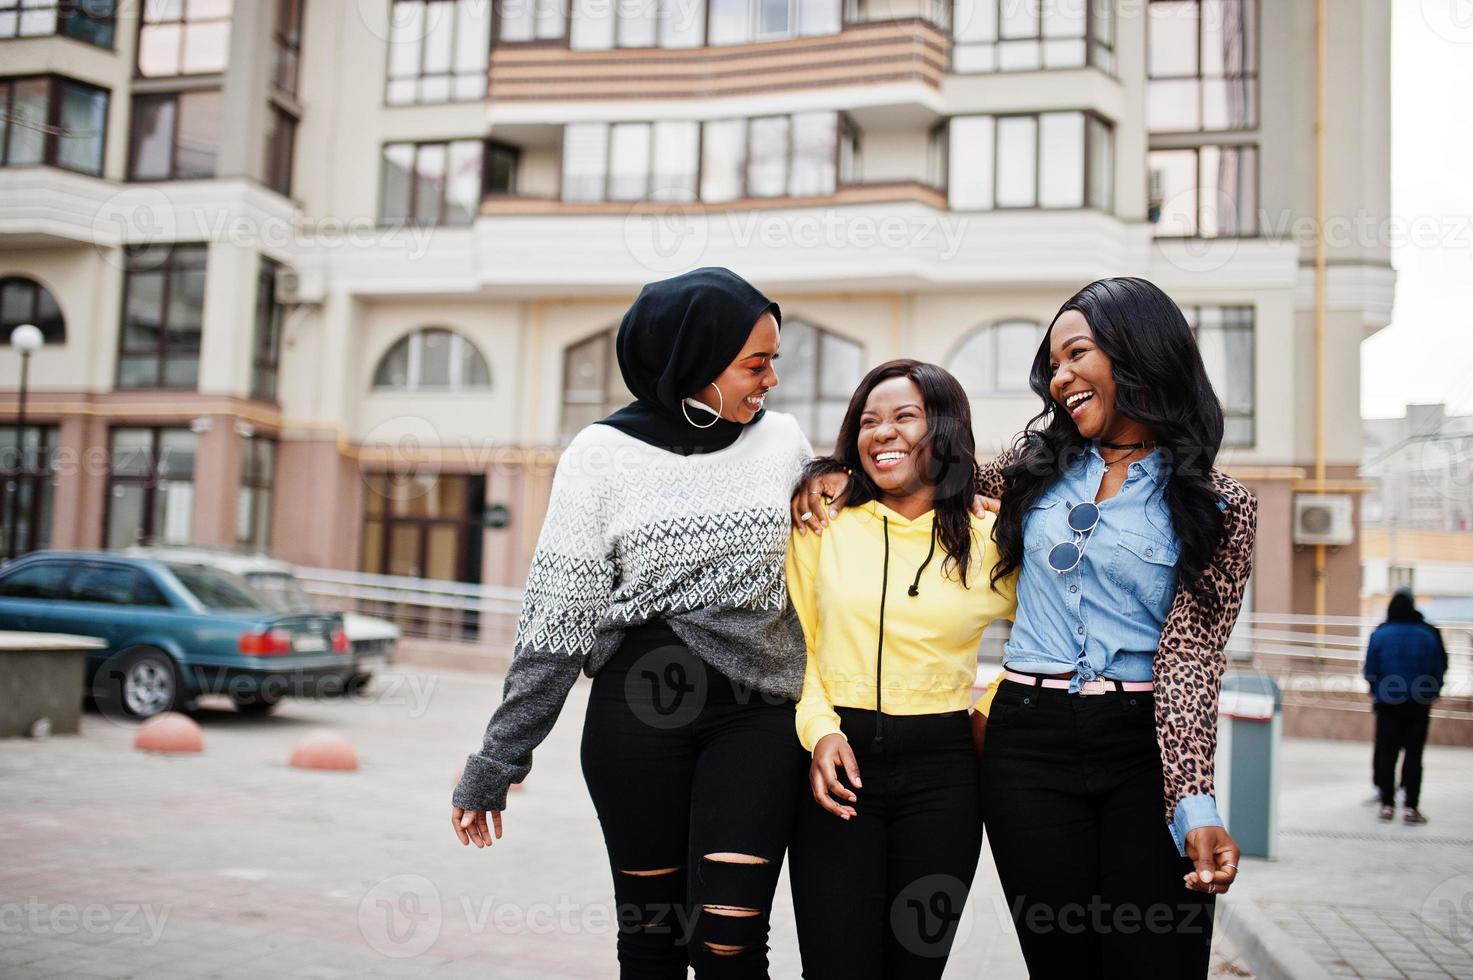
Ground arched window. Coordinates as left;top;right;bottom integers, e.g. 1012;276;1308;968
764;317;864;445
948;319;1043;396
0;277;65;344
560;328;632;442
372;327;491;392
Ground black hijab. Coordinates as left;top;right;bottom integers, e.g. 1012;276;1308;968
598;267;781;455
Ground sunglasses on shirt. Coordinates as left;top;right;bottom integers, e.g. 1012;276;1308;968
1047;501;1101;574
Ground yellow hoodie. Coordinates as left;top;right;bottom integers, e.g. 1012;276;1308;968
787;499;1018;753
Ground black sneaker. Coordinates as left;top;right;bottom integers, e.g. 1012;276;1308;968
1404;807;1429;825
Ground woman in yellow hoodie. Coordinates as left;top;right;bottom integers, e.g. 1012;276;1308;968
785;359;1016;979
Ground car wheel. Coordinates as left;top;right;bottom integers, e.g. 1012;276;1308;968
230;689;282;716
117;648;181;719
345;672;372;694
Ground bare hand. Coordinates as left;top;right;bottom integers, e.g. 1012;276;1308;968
809;733;861;820
790;471;851;535
972;495;1000;516
1182;826;1240;895
451;806;503;848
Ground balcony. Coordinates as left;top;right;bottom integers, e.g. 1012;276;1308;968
486;18;950;103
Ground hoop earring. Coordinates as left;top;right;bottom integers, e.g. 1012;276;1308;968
681;383;723;429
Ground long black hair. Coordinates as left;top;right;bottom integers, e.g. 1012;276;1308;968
989;277;1227;593
804;359;982;588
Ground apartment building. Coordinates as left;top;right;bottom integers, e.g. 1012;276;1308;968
0;0;1394;618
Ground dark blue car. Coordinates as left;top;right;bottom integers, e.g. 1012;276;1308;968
0;551;354;718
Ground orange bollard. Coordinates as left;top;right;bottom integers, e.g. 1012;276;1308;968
289;730;359;772
134;712;204;754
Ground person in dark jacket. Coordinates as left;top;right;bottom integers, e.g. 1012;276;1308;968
1364;589;1447;824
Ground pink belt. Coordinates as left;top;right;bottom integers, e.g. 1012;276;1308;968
1003;670;1154;696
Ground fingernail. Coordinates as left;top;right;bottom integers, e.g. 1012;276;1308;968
1199;871;1212;882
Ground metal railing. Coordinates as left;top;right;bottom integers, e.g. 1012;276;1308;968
290;566;1473;710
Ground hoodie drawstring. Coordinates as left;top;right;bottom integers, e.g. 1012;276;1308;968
873;514;936;753
873;516;890;752
907;520;938;597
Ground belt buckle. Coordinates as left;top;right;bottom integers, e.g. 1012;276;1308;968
1076;678;1109;696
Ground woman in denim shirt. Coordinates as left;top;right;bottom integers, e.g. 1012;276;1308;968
796;278;1257;978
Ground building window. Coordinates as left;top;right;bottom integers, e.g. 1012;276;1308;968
128;89;222;180
105;427;197;549
560;328;632;441
0;424;58;559
1147;0;1257;133
252;258;284;401
117;243;207;389
237;434;276;549
386;0;492;105
136;0;233;77
0;75;109;176
372;327;492;393
688;113;855;203
483;141;519;195
563;121;701;203
362;473;485;598
498;0;566;43
948;319;1044;396
1185;305;1254;447
272;0;304;95
953;0;1114;74
380;139;483;225
0;0;116;47
569;0;701;48
764;318;863;445
264;102;297;196
707;0;839;45
948;111;1113;211
0;276;66;344
1148;145;1257;237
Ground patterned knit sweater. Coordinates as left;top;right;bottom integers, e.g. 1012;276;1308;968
452;411;814;812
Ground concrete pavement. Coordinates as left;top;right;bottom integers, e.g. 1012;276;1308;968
0;665;1279;977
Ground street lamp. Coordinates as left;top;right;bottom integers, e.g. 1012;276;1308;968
7;323;43;561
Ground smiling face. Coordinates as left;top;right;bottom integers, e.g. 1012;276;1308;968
691;311;780;424
856;376;931;501
1047;309;1152;445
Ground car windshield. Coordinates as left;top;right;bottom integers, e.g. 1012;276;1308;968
245;572;316;612
166;564;266;611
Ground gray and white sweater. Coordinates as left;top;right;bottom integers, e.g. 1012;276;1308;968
452;411;814;812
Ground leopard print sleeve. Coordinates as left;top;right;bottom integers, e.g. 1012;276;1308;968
1152;471;1258;832
974;447;1017;500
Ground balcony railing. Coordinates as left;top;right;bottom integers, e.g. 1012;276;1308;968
487;18;950;102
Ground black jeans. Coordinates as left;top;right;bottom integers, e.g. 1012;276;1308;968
1374;700;1433;808
979;678;1215;980
581;623;807;979
789;707;983;980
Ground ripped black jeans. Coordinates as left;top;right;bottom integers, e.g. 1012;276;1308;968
581;623;807;979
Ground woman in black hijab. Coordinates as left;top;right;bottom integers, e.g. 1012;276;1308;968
452;268;816;978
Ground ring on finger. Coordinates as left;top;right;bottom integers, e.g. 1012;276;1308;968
799;511;813;521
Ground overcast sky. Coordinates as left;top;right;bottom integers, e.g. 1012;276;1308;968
1360;1;1473;420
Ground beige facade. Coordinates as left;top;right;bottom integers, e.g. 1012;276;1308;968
0;0;1394;619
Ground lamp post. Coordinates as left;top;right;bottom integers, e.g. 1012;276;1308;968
7;323;43;561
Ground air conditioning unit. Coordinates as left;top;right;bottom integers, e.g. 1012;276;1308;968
1293;494;1355;546
275;265;324;305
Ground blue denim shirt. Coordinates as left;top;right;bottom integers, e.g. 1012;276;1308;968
1003;442;1225;854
